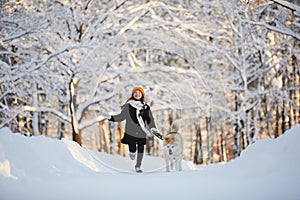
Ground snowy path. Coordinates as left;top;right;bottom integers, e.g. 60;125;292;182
0;125;300;200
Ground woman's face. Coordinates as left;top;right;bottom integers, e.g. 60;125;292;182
133;90;142;100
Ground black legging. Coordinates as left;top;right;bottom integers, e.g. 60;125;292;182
128;143;144;153
128;143;145;168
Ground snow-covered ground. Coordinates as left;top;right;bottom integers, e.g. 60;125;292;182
0;125;299;200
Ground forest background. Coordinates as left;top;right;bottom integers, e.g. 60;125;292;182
0;0;299;165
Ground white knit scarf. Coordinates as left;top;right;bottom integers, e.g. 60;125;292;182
128;100;152;136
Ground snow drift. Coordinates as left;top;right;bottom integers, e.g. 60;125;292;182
0;124;300;200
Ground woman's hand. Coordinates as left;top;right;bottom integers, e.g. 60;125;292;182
150;128;164;140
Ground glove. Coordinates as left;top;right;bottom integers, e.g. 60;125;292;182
150;128;164;140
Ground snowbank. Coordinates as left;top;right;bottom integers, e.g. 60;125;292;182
0;125;300;200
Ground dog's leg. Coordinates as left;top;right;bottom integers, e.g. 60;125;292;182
179;150;183;171
175;158;179;171
178;158;182;171
177;157;182;171
170;158;174;170
165;157;170;172
174;157;182;171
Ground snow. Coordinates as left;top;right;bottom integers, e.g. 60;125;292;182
0;125;300;200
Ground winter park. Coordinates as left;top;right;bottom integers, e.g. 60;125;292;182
1;0;300;200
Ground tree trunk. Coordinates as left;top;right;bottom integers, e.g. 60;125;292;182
240;120;245;152
234;92;241;157
189;122;194;161
69;73;82;146
199;124;203;164
117;122;124;156
193;131;199;164
109;121;116;155
206;116;212;164
282;74;286;135
98;121;109;153
193;122;203;164
245;109;251;146
296;64;300;124
17;115;24;134
57;101;65;139
275;105;280;138
32;82;40;136
291;59;299;125
220;125;227;162
97;121;103;151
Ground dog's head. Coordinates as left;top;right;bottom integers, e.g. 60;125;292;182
164;135;178;156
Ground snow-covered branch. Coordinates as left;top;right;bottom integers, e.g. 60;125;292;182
76;93;115;122
251;21;300;41
23;106;71;123
271;0;300;16
2;30;37;43
78;115;106;130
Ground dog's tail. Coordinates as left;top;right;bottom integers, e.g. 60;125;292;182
170;119;181;133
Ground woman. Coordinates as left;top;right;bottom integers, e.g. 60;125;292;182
107;86;163;173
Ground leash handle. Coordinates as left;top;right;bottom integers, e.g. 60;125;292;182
151;128;164;140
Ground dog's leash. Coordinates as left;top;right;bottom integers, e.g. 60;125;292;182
166;132;178;136
83;147;165;174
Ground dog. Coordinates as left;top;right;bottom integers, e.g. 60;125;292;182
163;120;183;172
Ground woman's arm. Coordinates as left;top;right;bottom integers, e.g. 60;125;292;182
147;106;163;140
147;108;156;129
110;103;128;122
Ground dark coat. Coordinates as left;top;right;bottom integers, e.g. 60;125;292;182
110;102;156;145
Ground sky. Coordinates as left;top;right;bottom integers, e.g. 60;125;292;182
0;124;299;200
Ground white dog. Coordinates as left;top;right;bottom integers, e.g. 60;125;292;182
163;120;183;172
